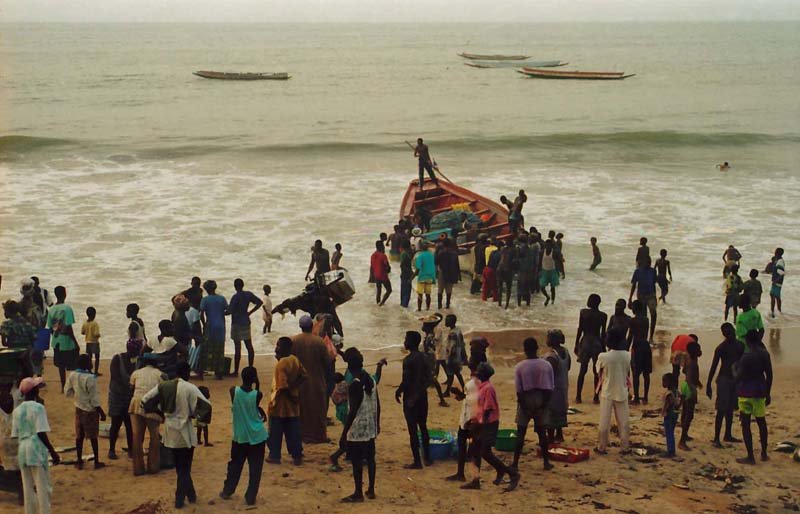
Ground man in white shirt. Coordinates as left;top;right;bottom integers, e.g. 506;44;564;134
141;362;211;509
595;328;631;454
64;354;107;469
446;355;483;482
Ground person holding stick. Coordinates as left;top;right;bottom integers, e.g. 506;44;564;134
409;138;440;189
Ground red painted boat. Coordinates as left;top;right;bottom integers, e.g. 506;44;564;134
399;178;512;253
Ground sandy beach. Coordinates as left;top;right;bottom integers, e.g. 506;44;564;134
1;325;798;514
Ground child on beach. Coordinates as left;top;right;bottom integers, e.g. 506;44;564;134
331;243;343;269
126;302;146;343
443;314;466;397
724;265;743;322
328;373;350;471
589;237;602;271
421;314;448;406
742;269;763;309
655;249;672;303
81;306;101;375
64;354;107;469
555;232;566;279
678;341;702;451
660;373;680;458
261;285;273;334
630;300;653;404
195;386;212;446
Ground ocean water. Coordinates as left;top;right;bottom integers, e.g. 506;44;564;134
1;22;799;354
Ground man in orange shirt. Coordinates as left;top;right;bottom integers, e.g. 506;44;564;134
670;334;698;382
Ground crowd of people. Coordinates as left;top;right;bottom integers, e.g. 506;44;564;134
0;199;790;512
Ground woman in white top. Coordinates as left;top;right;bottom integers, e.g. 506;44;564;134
339;349;380;503
446;352;484;482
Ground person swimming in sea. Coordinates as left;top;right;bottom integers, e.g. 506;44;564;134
717;161;731;171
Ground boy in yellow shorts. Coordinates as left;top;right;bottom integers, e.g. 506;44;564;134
736;330;772;465
414;240;436;312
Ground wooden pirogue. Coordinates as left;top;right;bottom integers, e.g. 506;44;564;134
399;178;512;267
193;71;290;80
517;67;635;80
458;52;530;61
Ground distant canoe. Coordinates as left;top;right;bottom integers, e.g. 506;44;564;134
193;71;290;81
458;52;530;61
517;68;635;80
465;60;567;69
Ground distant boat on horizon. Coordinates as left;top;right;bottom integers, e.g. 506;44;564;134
464;60;567;69
458;52;530;61
193;71;290;81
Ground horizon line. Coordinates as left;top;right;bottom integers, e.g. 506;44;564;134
2;19;799;24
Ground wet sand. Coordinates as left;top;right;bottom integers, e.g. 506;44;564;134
1;326;799;514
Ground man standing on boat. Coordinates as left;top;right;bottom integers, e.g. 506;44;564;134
414;138;439;189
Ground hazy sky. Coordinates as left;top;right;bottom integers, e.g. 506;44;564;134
3;0;799;23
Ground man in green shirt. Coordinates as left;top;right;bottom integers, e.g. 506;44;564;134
735;295;764;348
46;286;80;392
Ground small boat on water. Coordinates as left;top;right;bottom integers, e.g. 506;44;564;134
193;71;290;80
465;60;567;69
458;52;530;61
517;67;635;80
400;178;512;270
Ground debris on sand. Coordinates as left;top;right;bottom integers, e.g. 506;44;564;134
697;463;746;494
632;445;662;457
775;441;797;453
591;500;610;509
119;500;167;514
730;504;758;514
697;463;746;484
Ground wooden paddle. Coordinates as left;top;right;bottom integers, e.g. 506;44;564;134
404;140;453;184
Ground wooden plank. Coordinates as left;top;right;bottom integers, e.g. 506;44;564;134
414;193;454;205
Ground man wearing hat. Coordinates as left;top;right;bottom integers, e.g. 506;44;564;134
410;227;423;253
12;377;61;514
291;315;331;444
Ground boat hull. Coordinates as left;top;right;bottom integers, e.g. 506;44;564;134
458;52;530;61
193;71;290;80
517;68;634;80
465;60;567;69
400;179;512;266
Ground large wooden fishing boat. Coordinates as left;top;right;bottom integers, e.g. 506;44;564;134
399;178;512;268
517;67;635;80
193;71;290;80
458;52;530;61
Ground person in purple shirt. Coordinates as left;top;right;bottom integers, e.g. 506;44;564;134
629;256;658;342
227;279;263;377
511;338;555;472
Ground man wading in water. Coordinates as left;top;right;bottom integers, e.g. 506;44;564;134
414;138;439;189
